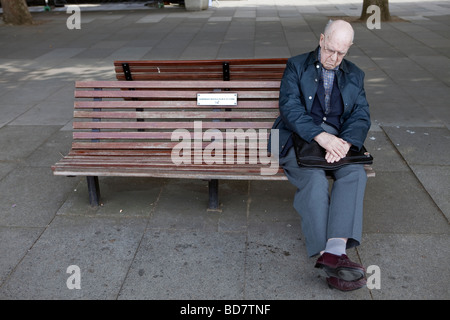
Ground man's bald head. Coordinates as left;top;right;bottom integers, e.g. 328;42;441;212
319;20;354;69
323;19;354;47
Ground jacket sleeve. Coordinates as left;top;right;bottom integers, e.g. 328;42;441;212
339;70;371;151
278;58;325;143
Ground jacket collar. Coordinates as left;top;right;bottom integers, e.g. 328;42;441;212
307;46;350;73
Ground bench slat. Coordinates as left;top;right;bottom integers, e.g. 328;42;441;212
76;80;281;89
53;167;287;181
71;142;270;150
73;131;271;140
73;111;279;119
74;90;279;99
73;121;275;130
114;67;285;74
74;100;278;109
115;74;222;81
115;73;284;81
53;159;278;171
68;149;264;157
72;142;181;150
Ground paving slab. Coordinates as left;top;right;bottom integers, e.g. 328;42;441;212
382;126;450;165
105;46;153;60
359;233;450;299
58;176;164;218
381;126;450;220
0;79;64;105
0;104;33;129
400;85;450;129
363;170;449;234
0;215;148;300
118;229;247;299
23;129;73;168
409;165;450;221
0;226;44;286
0;162;18;181
0;125;61;161
11;100;73;126
0;166;78;227
362;129;409;172
372;57;443;87
149;179;224;231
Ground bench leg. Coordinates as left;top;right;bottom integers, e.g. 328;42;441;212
208;179;220;211
86;176;101;206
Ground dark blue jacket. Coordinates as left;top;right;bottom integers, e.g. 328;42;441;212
271;47;371;156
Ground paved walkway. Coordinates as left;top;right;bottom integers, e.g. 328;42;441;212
0;0;448;300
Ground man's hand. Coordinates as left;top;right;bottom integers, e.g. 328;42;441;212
314;132;351;163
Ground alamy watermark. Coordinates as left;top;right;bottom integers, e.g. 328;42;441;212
170;121;279;176
66;5;81;30
366;5;382;30
66;265;81;289
367;264;381;289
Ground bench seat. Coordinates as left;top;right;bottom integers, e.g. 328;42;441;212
52;151;287;180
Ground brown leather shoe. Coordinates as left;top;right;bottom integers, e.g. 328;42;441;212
326;276;367;291
315;252;365;281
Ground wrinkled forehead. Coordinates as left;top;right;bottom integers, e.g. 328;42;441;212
323;31;353;51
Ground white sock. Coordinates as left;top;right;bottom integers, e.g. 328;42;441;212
324;238;347;256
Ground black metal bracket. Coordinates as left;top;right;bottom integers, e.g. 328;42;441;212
122;63;144;130
91;88;102;142
222;62;230;81
122;63;133;81
222;62;232;122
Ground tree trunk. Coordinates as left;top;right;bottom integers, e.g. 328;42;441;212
0;0;33;25
360;0;391;22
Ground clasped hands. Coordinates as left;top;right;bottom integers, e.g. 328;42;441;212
314;132;351;163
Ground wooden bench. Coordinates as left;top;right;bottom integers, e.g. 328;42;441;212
52;80;375;211
114;58;289;81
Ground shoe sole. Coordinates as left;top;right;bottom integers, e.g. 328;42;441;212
328;280;367;291
317;264;365;281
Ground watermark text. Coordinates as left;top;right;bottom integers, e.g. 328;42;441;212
170;121;279;176
66;5;81;30
366;5;381;29
66;265;81;289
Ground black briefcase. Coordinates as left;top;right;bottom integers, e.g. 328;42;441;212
292;133;373;169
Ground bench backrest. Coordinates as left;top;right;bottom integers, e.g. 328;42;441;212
114;58;288;81
72;80;281;169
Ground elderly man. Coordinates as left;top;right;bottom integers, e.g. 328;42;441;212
271;20;371;291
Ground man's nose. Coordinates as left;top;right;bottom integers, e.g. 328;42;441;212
327;55;337;64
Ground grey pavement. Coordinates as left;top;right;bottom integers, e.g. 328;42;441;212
0;0;449;300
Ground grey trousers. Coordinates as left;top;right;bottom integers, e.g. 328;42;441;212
280;146;368;257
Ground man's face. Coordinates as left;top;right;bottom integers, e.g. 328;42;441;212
319;33;352;70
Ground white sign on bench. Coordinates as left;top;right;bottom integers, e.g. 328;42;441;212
197;93;238;106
